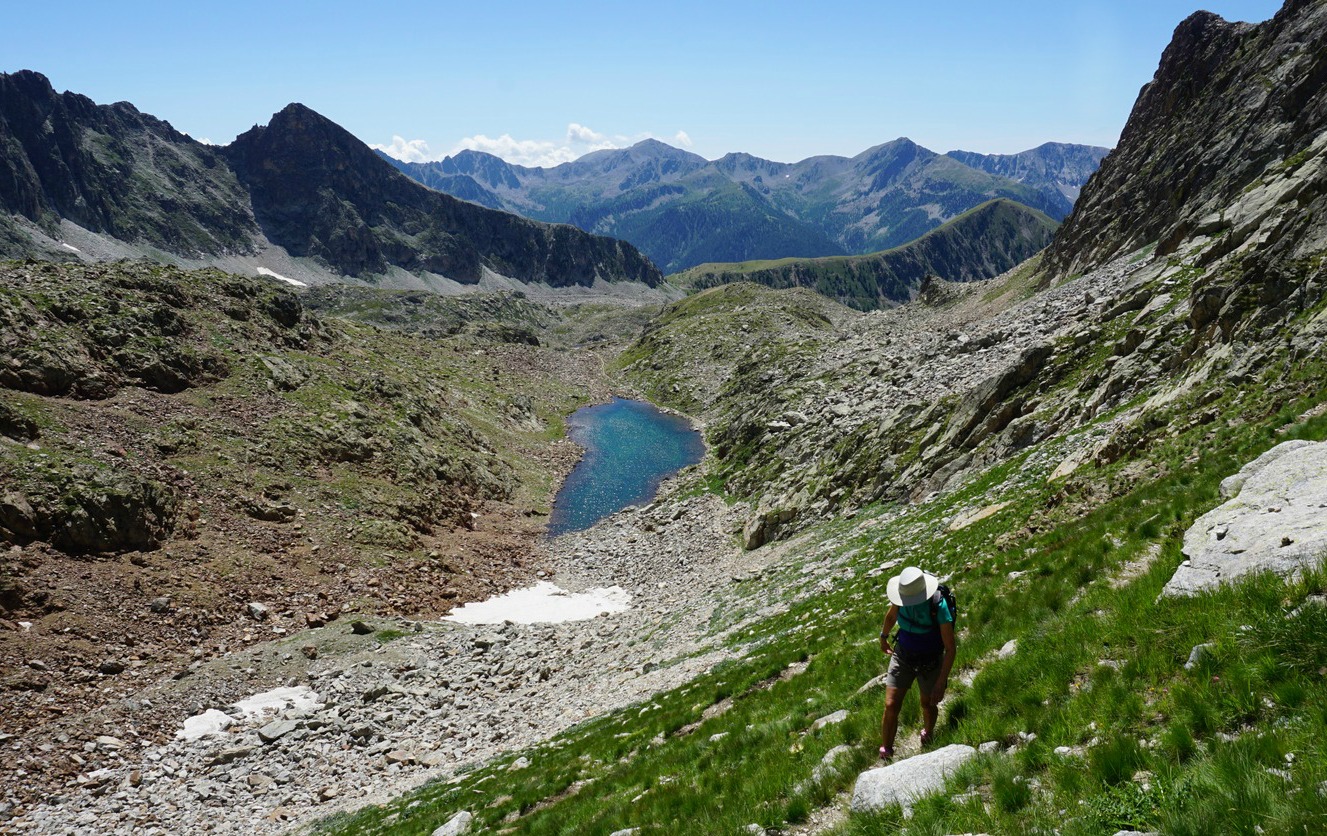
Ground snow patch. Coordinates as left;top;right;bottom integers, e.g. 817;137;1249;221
232;685;323;720
443;581;630;625
177;709;233;741
176;686;323;742
255;267;307;288
59;243;81;253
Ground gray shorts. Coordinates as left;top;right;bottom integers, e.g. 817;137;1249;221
885;653;942;697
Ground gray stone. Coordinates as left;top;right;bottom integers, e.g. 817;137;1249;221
850;744;977;814
149;596;172;613
607;829;638;836
812;709;848;731
856;673;887;695
245;602;269;621
979;740;1002;754
1166;441;1327;596
432;811;473;836
1184;643;1215;671
95;735;125;751
256;720;299;744
99;659;127;675
812;744;854;783
997;639;1018;659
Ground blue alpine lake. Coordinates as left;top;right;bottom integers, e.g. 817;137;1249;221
548;398;705;537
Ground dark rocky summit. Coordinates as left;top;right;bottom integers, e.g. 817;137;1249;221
225;104;662;286
0;74;662;288
0;71;257;257
1047;0;1327;276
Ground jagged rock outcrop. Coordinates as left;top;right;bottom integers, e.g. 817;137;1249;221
0;71;258;257
1047;1;1327;277
0;73;663;289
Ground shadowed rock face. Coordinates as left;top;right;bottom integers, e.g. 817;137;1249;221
0;70;258;257
1047;1;1327;277
223;103;663;286
0;72;663;288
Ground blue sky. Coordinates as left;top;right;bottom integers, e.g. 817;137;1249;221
3;1;1284;165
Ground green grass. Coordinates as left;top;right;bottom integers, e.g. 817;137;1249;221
315;334;1327;835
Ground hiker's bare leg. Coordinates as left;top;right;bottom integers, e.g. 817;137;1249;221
920;691;938;742
881;686;903;751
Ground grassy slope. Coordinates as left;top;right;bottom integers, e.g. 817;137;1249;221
670;200;1058;310
316;264;1327;834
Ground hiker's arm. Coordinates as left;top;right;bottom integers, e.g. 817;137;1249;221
880;606;898;654
933;621;957;700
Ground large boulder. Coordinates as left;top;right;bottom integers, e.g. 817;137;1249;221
850;743;976;814
50;472;180;553
1164;440;1327;596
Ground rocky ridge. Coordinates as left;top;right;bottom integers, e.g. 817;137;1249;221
673;199;1059;310
624;0;1327;549
0;72;661;292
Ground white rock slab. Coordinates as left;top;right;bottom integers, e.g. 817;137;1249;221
850;743;976;814
432;810;473;836
1164;440;1327;596
443;581;630;624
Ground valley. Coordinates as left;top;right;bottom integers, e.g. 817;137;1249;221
2;1;1327;834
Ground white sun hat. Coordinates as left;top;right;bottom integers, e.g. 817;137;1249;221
887;565;939;607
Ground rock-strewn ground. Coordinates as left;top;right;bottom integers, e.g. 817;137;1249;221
5;245;1173;834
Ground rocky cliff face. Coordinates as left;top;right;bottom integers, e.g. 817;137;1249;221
226;105;661;286
0;71;258;257
1047;0;1327;277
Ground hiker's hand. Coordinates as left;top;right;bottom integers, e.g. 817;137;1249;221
930;680;948;704
880;636;892;656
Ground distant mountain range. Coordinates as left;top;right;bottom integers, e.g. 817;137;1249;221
672;199;1058;308
385;139;1107;273
0;71;661;290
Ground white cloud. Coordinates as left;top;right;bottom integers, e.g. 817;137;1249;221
371;135;435;163
372;123;696;169
566;123;607;144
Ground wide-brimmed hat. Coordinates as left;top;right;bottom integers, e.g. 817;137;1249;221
887;566;939;607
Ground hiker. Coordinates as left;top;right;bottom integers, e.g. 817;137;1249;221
878;566;955;760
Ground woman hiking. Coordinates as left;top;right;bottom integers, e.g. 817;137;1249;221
878;565;956;760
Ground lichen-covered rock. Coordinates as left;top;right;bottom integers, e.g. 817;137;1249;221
1165;440;1327;596
850;744;977;814
51;472;180;554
